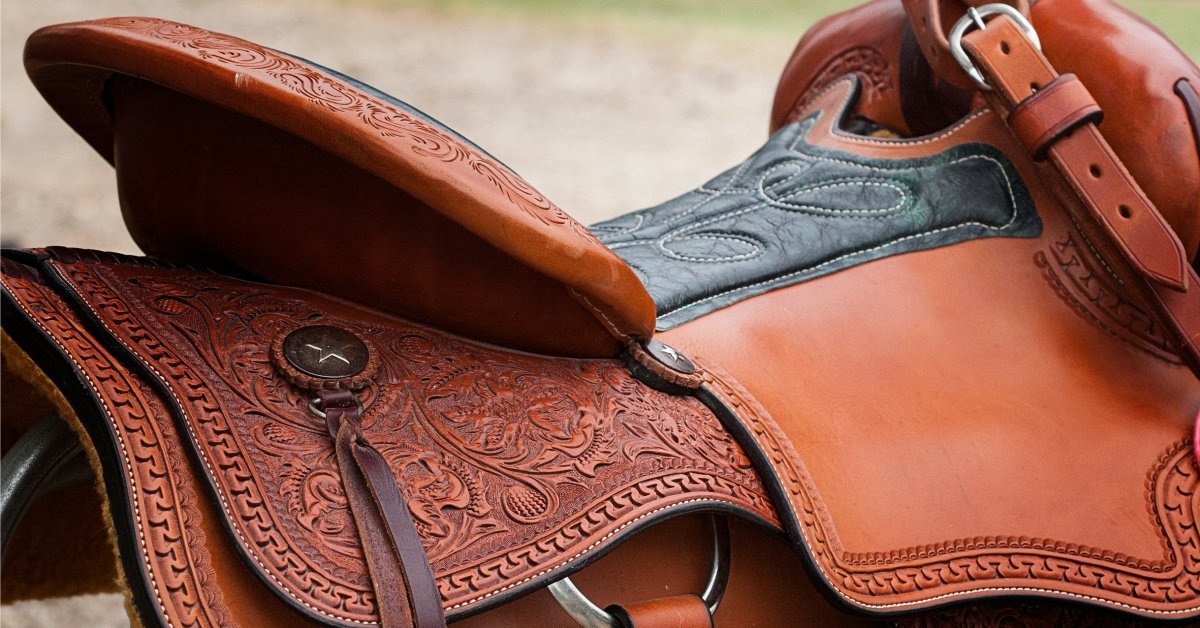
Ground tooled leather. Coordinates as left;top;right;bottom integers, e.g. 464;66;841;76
789;46;894;125
25;17;657;355
895;600;1147;627
1034;229;1181;365
696;359;1200;618
962;17;1189;291
961;15;1200;372
1;256;232;628
72;18;583;243
320;388;444;628
32;249;777;625
593;104;1040;330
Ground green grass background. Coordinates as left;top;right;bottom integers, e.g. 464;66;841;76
351;0;1198;61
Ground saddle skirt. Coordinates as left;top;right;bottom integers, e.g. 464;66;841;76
3;0;1199;625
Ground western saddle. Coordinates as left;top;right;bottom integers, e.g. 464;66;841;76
2;0;1198;626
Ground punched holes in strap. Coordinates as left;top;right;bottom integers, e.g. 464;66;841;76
958;10;1200;372
961;14;1189;291
1007;73;1103;160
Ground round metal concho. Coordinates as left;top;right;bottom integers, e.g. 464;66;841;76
645;339;697;375
282;325;371;380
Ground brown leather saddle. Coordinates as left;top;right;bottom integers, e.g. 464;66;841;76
3;0;1199;626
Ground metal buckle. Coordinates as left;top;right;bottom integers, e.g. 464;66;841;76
547;515;730;627
948;3;1041;90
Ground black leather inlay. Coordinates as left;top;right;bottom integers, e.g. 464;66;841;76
593;115;1040;329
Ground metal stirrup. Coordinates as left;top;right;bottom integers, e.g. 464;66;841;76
0;413;91;558
547;514;731;628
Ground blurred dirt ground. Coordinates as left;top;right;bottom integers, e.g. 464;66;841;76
0;0;798;625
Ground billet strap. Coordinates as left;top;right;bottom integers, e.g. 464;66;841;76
901;0;1029;89
606;595;714;628
320;390;446;628
955;13;1200;372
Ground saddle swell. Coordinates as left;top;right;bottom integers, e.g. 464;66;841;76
4;0;1200;625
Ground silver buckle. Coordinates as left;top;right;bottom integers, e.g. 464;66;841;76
948;3;1041;90
547;515;730;627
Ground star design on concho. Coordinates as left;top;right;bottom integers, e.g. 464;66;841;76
304;342;352;365
660;345;684;363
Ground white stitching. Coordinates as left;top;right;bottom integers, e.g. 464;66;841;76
768;179;908;216
701;385;1195;617
46;264;380;625
590;212;646;236
659;155;766;226
659;153;1020;319
446;498;726;610
658;233;765;263
568;287;635;342
789;76;993;147
4;274;177;628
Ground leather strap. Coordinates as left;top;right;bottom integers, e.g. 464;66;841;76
606;594;714;628
321;389;446;628
1006;73;1103;159
901;0;1028;89
961;16;1200;371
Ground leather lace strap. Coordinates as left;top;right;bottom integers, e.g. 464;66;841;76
960;15;1200;373
321;389;446;628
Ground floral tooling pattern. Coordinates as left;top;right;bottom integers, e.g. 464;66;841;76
47;252;775;625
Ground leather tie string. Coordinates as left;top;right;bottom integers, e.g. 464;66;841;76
320;389;446;628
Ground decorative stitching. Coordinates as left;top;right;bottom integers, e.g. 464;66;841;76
445;498;726;610
702;366;1200;617
657;152;1019;319
789;76;993;147
658;233;765;263
567;288;636;342
767;179;908;216
43;262;381;626
2;276;177;628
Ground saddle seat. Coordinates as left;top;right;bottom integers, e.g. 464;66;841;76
5;0;1200;626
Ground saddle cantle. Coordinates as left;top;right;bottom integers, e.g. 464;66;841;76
3;0;1199;626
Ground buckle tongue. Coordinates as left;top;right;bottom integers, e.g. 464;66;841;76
949;3;1041;90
